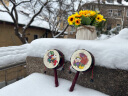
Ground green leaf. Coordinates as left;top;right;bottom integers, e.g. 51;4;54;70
81;15;91;25
91;19;96;26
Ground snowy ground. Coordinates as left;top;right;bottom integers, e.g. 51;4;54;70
27;28;128;71
0;73;108;96
0;44;28;68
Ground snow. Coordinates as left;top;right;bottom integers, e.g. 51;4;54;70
104;0;128;6
0;4;49;29
27;28;128;70
105;1;121;5
97;34;115;40
85;0;128;6
97;34;110;40
118;28;128;39
122;0;128;5
1;0;127;31
0;44;28;68
0;73;108;96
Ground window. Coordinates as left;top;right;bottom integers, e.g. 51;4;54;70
95;7;99;11
86;5;91;10
25;37;28;41
108;9;113;17
107;0;114;3
107;24;111;30
117;24;120;26
90;5;93;10
117;0;122;4
113;12;118;17
118;10;122;16
117;24;121;31
43;30;48;38
34;35;38;40
126;9;128;17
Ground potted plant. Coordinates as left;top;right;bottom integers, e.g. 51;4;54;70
67;10;106;40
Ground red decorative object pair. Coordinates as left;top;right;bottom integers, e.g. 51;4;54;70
43;49;95;92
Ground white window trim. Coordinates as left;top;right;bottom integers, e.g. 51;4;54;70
126;9;128;17
108;9;113;17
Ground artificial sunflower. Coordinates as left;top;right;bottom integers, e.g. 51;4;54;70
74;12;82;18
102;18;106;21
83;10;91;17
96;14;105;22
90;11;96;16
75;18;81;25
79;10;84;16
67;10;106;27
67;15;75;25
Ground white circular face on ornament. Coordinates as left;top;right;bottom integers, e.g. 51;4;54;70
43;49;60;69
71;50;92;72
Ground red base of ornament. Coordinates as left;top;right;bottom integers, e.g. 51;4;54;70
54;69;59;87
69;71;80;92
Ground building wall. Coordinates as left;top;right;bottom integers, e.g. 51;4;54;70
0;21;51;47
82;3;128;31
0;0;9;6
100;4;124;30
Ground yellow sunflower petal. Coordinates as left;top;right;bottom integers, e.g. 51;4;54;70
67;15;75;25
74;12;82;18
96;14;104;22
90;11;96;16
75;18;81;25
79;10;84;15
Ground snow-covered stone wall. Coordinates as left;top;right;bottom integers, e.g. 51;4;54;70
27;28;128;71
0;44;28;68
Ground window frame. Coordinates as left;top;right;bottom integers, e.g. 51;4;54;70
108;9;113;17
34;34;39;40
126;9;128;17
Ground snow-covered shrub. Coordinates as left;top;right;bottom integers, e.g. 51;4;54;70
108;26;120;35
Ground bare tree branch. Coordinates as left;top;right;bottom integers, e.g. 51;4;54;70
54;24;69;38
0;0;50;44
0;9;8;12
23;1;49;34
10;0;16;5
17;0;31;6
0;0;10;12
77;0;82;11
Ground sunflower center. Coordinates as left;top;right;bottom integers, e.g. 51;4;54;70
97;17;100;20
70;18;73;21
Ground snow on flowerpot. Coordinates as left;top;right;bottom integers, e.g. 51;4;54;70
76;25;97;40
67;10;106;40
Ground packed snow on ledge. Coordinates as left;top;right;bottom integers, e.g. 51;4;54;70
27;28;128;70
0;73;108;96
0;44;29;68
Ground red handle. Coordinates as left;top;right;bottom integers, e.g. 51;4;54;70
69;71;80;92
54;69;59;87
